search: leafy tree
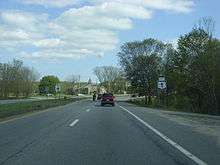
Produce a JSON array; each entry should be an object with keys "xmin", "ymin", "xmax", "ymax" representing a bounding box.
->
[
  {"xmin": 118, "ymin": 38, "xmax": 173, "ymax": 104},
  {"xmin": 39, "ymin": 76, "xmax": 60, "ymax": 94},
  {"xmin": 117, "ymin": 18, "xmax": 220, "ymax": 114},
  {"xmin": 165, "ymin": 28, "xmax": 220, "ymax": 114}
]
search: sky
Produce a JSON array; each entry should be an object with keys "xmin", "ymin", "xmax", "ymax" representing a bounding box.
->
[{"xmin": 0, "ymin": 0, "xmax": 219, "ymax": 82}]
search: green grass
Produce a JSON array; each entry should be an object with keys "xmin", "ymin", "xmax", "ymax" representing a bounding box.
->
[
  {"xmin": 0, "ymin": 98, "xmax": 83, "ymax": 120},
  {"xmin": 0, "ymin": 96, "xmax": 29, "ymax": 100},
  {"xmin": 127, "ymin": 98, "xmax": 182, "ymax": 112}
]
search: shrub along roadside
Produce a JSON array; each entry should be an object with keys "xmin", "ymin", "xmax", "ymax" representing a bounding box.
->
[{"xmin": 0, "ymin": 98, "xmax": 84, "ymax": 120}]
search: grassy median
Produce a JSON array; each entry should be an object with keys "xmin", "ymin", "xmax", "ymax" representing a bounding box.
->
[{"xmin": 0, "ymin": 98, "xmax": 83, "ymax": 120}]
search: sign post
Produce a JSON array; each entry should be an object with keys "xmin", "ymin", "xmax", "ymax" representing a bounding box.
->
[
  {"xmin": 158, "ymin": 76, "xmax": 166, "ymax": 90},
  {"xmin": 157, "ymin": 76, "xmax": 167, "ymax": 105},
  {"xmin": 55, "ymin": 84, "xmax": 61, "ymax": 99}
]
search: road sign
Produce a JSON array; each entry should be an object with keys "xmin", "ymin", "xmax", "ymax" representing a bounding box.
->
[
  {"xmin": 158, "ymin": 76, "xmax": 166, "ymax": 90},
  {"xmin": 159, "ymin": 76, "xmax": 165, "ymax": 82},
  {"xmin": 158, "ymin": 81, "xmax": 166, "ymax": 89},
  {"xmin": 55, "ymin": 85, "xmax": 61, "ymax": 93}
]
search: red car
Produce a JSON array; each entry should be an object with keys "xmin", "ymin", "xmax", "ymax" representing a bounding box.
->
[{"xmin": 101, "ymin": 93, "xmax": 115, "ymax": 106}]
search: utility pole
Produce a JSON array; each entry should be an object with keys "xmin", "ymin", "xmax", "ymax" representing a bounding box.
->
[{"xmin": 78, "ymin": 75, "xmax": 80, "ymax": 94}]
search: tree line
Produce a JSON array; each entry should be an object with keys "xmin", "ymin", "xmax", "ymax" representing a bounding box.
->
[
  {"xmin": 117, "ymin": 18, "xmax": 220, "ymax": 114},
  {"xmin": 0, "ymin": 59, "xmax": 38, "ymax": 98}
]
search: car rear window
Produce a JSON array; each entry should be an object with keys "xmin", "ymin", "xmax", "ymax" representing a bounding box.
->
[{"xmin": 103, "ymin": 93, "xmax": 113, "ymax": 97}]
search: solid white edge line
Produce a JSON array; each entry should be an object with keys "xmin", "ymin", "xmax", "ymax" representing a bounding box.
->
[
  {"xmin": 119, "ymin": 105, "xmax": 207, "ymax": 165},
  {"xmin": 69, "ymin": 119, "xmax": 79, "ymax": 127}
]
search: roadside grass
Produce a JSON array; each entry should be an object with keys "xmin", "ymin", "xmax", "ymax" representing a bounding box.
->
[
  {"xmin": 129, "ymin": 98, "xmax": 220, "ymax": 116},
  {"xmin": 0, "ymin": 96, "xmax": 29, "ymax": 100},
  {"xmin": 0, "ymin": 98, "xmax": 84, "ymax": 120},
  {"xmin": 127, "ymin": 98, "xmax": 186, "ymax": 112}
]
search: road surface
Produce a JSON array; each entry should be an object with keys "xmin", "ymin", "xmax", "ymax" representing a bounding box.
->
[{"xmin": 0, "ymin": 99, "xmax": 220, "ymax": 165}]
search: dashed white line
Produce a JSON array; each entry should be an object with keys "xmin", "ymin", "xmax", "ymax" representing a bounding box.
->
[
  {"xmin": 119, "ymin": 105, "xmax": 207, "ymax": 165},
  {"xmin": 86, "ymin": 109, "xmax": 91, "ymax": 112},
  {"xmin": 69, "ymin": 119, "xmax": 79, "ymax": 127}
]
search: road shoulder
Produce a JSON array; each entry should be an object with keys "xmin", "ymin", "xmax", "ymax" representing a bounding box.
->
[{"xmin": 118, "ymin": 102, "xmax": 220, "ymax": 165}]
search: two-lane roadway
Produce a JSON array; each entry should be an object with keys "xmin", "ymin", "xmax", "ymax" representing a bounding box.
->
[{"xmin": 0, "ymin": 99, "xmax": 220, "ymax": 165}]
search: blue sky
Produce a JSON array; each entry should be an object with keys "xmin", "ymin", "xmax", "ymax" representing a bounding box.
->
[{"xmin": 0, "ymin": 0, "xmax": 219, "ymax": 82}]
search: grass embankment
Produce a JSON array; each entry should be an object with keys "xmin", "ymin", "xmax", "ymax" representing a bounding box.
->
[
  {"xmin": 0, "ymin": 98, "xmax": 84, "ymax": 120},
  {"xmin": 127, "ymin": 98, "xmax": 185, "ymax": 112},
  {"xmin": 128, "ymin": 98, "xmax": 220, "ymax": 117},
  {"xmin": 0, "ymin": 96, "xmax": 29, "ymax": 100}
]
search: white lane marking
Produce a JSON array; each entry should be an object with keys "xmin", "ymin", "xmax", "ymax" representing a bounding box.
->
[
  {"xmin": 86, "ymin": 109, "xmax": 91, "ymax": 112},
  {"xmin": 69, "ymin": 119, "xmax": 79, "ymax": 127},
  {"xmin": 119, "ymin": 105, "xmax": 207, "ymax": 165}
]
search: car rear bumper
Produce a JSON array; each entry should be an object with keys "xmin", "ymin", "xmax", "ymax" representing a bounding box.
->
[{"xmin": 101, "ymin": 100, "xmax": 115, "ymax": 104}]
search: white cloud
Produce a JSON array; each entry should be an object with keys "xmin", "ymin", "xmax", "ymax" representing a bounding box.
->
[
  {"xmin": 0, "ymin": 11, "xmax": 48, "ymax": 39},
  {"xmin": 57, "ymin": 7, "xmax": 134, "ymax": 30},
  {"xmin": 89, "ymin": 0, "xmax": 194, "ymax": 13},
  {"xmin": 1, "ymin": 10, "xmax": 48, "ymax": 26},
  {"xmin": 0, "ymin": 0, "xmax": 195, "ymax": 60},
  {"xmin": 0, "ymin": 27, "xmax": 29, "ymax": 41},
  {"xmin": 33, "ymin": 39, "xmax": 64, "ymax": 48},
  {"xmin": 18, "ymin": 0, "xmax": 194, "ymax": 13},
  {"xmin": 19, "ymin": 0, "xmax": 77, "ymax": 8},
  {"xmin": 143, "ymin": 0, "xmax": 194, "ymax": 13}
]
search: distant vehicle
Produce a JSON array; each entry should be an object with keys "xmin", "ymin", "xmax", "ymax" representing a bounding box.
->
[
  {"xmin": 97, "ymin": 94, "xmax": 103, "ymax": 100},
  {"xmin": 46, "ymin": 94, "xmax": 53, "ymax": 97},
  {"xmin": 138, "ymin": 92, "xmax": 145, "ymax": 97},
  {"xmin": 131, "ymin": 93, "xmax": 137, "ymax": 97},
  {"xmin": 77, "ymin": 94, "xmax": 86, "ymax": 97},
  {"xmin": 101, "ymin": 93, "xmax": 115, "ymax": 106},
  {"xmin": 131, "ymin": 93, "xmax": 144, "ymax": 97}
]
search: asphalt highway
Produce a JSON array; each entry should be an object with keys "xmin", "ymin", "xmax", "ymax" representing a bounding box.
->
[{"xmin": 0, "ymin": 99, "xmax": 219, "ymax": 165}]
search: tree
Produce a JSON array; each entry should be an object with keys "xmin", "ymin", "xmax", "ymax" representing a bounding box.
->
[
  {"xmin": 116, "ymin": 18, "xmax": 219, "ymax": 114},
  {"xmin": 93, "ymin": 66, "xmax": 122, "ymax": 92},
  {"xmin": 118, "ymin": 38, "xmax": 173, "ymax": 104},
  {"xmin": 0, "ymin": 59, "xmax": 38, "ymax": 98},
  {"xmin": 111, "ymin": 76, "xmax": 127, "ymax": 94},
  {"xmin": 21, "ymin": 66, "xmax": 39, "ymax": 97},
  {"xmin": 165, "ymin": 26, "xmax": 220, "ymax": 114},
  {"xmin": 39, "ymin": 76, "xmax": 60, "ymax": 94},
  {"xmin": 0, "ymin": 63, "xmax": 11, "ymax": 98}
]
